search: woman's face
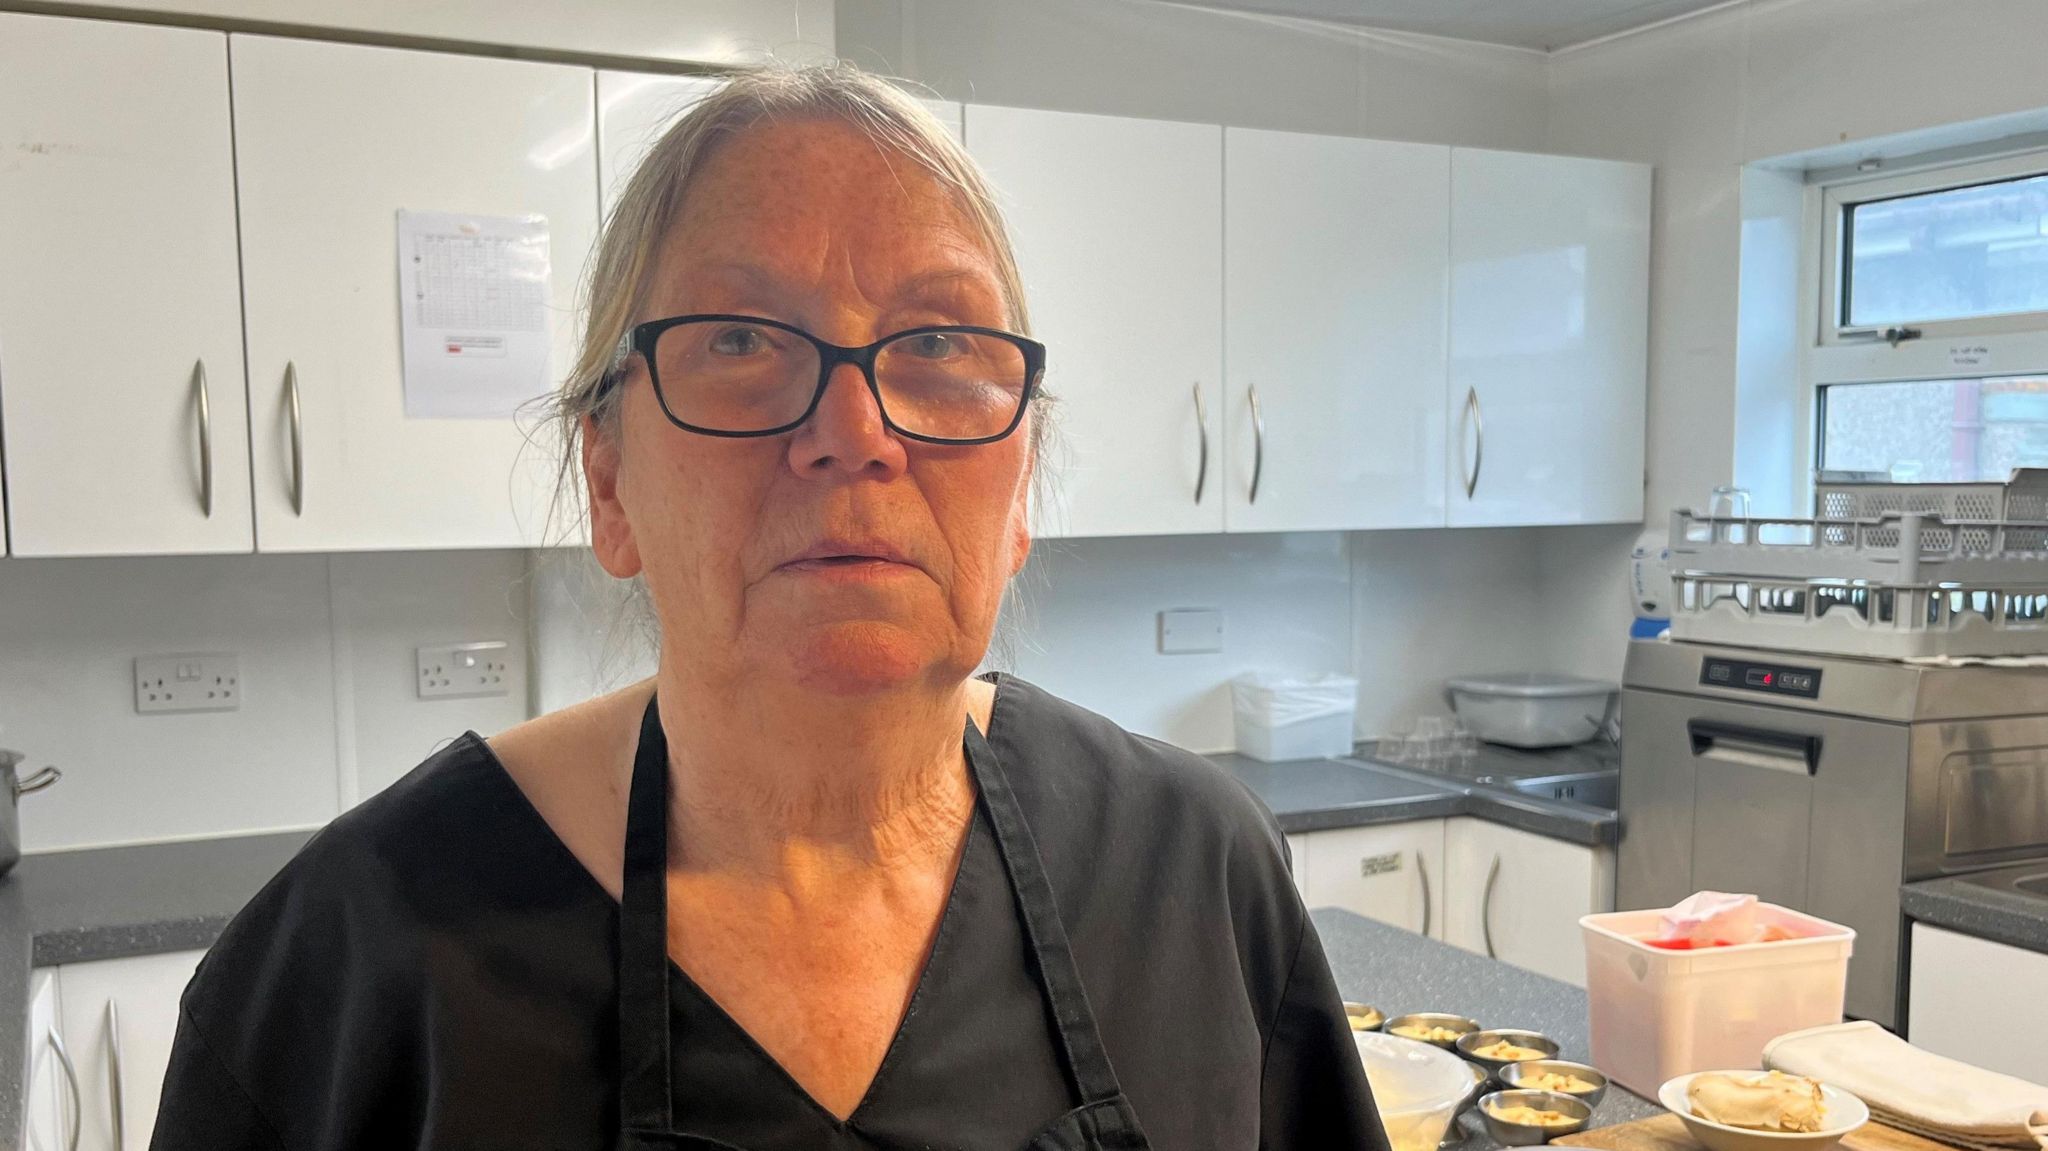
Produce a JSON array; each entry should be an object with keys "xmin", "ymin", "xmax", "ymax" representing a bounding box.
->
[{"xmin": 585, "ymin": 117, "xmax": 1034, "ymax": 698}]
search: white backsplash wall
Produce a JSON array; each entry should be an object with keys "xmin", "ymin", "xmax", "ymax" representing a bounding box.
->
[{"xmin": 0, "ymin": 550, "xmax": 530, "ymax": 852}]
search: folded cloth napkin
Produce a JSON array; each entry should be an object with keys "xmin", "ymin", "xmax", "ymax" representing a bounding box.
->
[{"xmin": 1764, "ymin": 1021, "xmax": 2048, "ymax": 1151}]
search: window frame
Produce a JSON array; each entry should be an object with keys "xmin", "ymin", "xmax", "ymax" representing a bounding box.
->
[{"xmin": 1819, "ymin": 149, "xmax": 2048, "ymax": 347}]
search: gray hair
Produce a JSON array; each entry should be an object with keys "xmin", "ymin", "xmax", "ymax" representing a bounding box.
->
[{"xmin": 532, "ymin": 61, "xmax": 1058, "ymax": 680}]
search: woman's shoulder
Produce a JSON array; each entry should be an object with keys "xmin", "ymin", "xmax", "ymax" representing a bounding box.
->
[{"xmin": 984, "ymin": 672, "xmax": 1286, "ymax": 850}]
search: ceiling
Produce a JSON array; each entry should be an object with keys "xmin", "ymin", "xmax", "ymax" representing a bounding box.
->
[{"xmin": 1164, "ymin": 0, "xmax": 1734, "ymax": 51}]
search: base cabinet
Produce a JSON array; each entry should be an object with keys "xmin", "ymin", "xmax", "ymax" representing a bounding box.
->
[
  {"xmin": 1907, "ymin": 923, "xmax": 2048, "ymax": 1084},
  {"xmin": 1294, "ymin": 821, "xmax": 1446, "ymax": 939},
  {"xmin": 24, "ymin": 949, "xmax": 207, "ymax": 1151},
  {"xmin": 1443, "ymin": 818, "xmax": 1613, "ymax": 986}
]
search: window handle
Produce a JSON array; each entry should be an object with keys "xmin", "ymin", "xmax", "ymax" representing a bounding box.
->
[
  {"xmin": 1191, "ymin": 382, "xmax": 1209, "ymax": 505},
  {"xmin": 1838, "ymin": 326, "xmax": 1923, "ymax": 346}
]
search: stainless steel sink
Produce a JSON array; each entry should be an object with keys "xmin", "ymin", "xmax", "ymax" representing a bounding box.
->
[
  {"xmin": 2016, "ymin": 874, "xmax": 2048, "ymax": 897},
  {"xmin": 1502, "ymin": 771, "xmax": 1617, "ymax": 810},
  {"xmin": 1957, "ymin": 865, "xmax": 2048, "ymax": 900}
]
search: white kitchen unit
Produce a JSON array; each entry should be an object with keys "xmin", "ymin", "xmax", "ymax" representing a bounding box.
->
[
  {"xmin": 1296, "ymin": 821, "xmax": 1446, "ymax": 938},
  {"xmin": 0, "ymin": 14, "xmax": 252, "ymax": 557},
  {"xmin": 1224, "ymin": 129, "xmax": 1451, "ymax": 532},
  {"xmin": 1446, "ymin": 148, "xmax": 1649, "ymax": 527},
  {"xmin": 231, "ymin": 36, "xmax": 598, "ymax": 551},
  {"xmin": 1442, "ymin": 818, "xmax": 1613, "ymax": 986},
  {"xmin": 24, "ymin": 969, "xmax": 65, "ymax": 1151},
  {"xmin": 50, "ymin": 949, "xmax": 207, "ymax": 1151},
  {"xmin": 967, "ymin": 105, "xmax": 1225, "ymax": 538},
  {"xmin": 1907, "ymin": 923, "xmax": 2048, "ymax": 1084}
]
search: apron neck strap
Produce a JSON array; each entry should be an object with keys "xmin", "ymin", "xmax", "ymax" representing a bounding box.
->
[
  {"xmin": 617, "ymin": 692, "xmax": 676, "ymax": 1132},
  {"xmin": 962, "ymin": 716, "xmax": 1127, "ymax": 1108}
]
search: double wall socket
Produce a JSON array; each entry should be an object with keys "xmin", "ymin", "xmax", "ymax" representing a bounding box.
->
[
  {"xmin": 417, "ymin": 640, "xmax": 512, "ymax": 700},
  {"xmin": 134, "ymin": 653, "xmax": 241, "ymax": 714},
  {"xmin": 1158, "ymin": 609, "xmax": 1225, "ymax": 654}
]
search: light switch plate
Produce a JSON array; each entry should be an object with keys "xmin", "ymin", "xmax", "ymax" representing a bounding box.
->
[
  {"xmin": 417, "ymin": 640, "xmax": 512, "ymax": 700},
  {"xmin": 135, "ymin": 653, "xmax": 240, "ymax": 714},
  {"xmin": 1158, "ymin": 608, "xmax": 1224, "ymax": 654}
]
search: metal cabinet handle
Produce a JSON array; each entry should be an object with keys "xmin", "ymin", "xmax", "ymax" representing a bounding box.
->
[
  {"xmin": 1482, "ymin": 854, "xmax": 1502, "ymax": 959},
  {"xmin": 1191, "ymin": 383, "xmax": 1209, "ymax": 505},
  {"xmin": 47, "ymin": 1027, "xmax": 80, "ymax": 1151},
  {"xmin": 284, "ymin": 361, "xmax": 304, "ymax": 516},
  {"xmin": 191, "ymin": 359, "xmax": 213, "ymax": 518},
  {"xmin": 1247, "ymin": 384, "xmax": 1265, "ymax": 505},
  {"xmin": 1463, "ymin": 387, "xmax": 1484, "ymax": 499},
  {"xmin": 1416, "ymin": 851, "xmax": 1432, "ymax": 938},
  {"xmin": 106, "ymin": 1001, "xmax": 124, "ymax": 1150}
]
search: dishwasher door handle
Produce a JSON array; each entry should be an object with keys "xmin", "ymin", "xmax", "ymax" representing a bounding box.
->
[{"xmin": 1687, "ymin": 719, "xmax": 1822, "ymax": 775}]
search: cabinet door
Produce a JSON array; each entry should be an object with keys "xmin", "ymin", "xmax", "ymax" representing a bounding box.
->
[
  {"xmin": 1225, "ymin": 129, "xmax": 1449, "ymax": 532},
  {"xmin": 232, "ymin": 36, "xmax": 597, "ymax": 551},
  {"xmin": 967, "ymin": 105, "xmax": 1224, "ymax": 538},
  {"xmin": 0, "ymin": 14, "xmax": 252, "ymax": 557},
  {"xmin": 1284, "ymin": 833, "xmax": 1311, "ymax": 903},
  {"xmin": 26, "ymin": 969, "xmax": 66, "ymax": 1151},
  {"xmin": 1298, "ymin": 821, "xmax": 1445, "ymax": 938},
  {"xmin": 1447, "ymin": 149, "xmax": 1648, "ymax": 527},
  {"xmin": 1907, "ymin": 923, "xmax": 2048, "ymax": 1083},
  {"xmin": 1444, "ymin": 817, "xmax": 1613, "ymax": 986},
  {"xmin": 57, "ymin": 949, "xmax": 207, "ymax": 1151}
]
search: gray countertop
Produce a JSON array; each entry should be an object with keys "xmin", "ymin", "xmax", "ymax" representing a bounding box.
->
[
  {"xmin": 1313, "ymin": 908, "xmax": 1662, "ymax": 1146},
  {"xmin": 1310, "ymin": 905, "xmax": 1662, "ymax": 1138},
  {"xmin": 1211, "ymin": 746, "xmax": 1620, "ymax": 847},
  {"xmin": 1901, "ymin": 861, "xmax": 2048, "ymax": 956}
]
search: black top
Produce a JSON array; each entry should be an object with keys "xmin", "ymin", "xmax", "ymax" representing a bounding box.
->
[{"xmin": 151, "ymin": 673, "xmax": 1388, "ymax": 1150}]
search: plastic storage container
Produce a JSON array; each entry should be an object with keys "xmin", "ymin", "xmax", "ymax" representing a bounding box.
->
[
  {"xmin": 1578, "ymin": 904, "xmax": 1855, "ymax": 1098},
  {"xmin": 1444, "ymin": 673, "xmax": 1617, "ymax": 748},
  {"xmin": 1355, "ymin": 1030, "xmax": 1476, "ymax": 1151},
  {"xmin": 1230, "ymin": 672, "xmax": 1358, "ymax": 762}
]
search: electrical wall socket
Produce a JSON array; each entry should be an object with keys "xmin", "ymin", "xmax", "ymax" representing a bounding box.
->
[
  {"xmin": 135, "ymin": 653, "xmax": 241, "ymax": 714},
  {"xmin": 1158, "ymin": 608, "xmax": 1224, "ymax": 654},
  {"xmin": 417, "ymin": 640, "xmax": 512, "ymax": 700}
]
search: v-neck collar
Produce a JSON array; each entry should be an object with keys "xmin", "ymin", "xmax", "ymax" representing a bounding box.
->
[{"xmin": 460, "ymin": 671, "xmax": 1015, "ymax": 1130}]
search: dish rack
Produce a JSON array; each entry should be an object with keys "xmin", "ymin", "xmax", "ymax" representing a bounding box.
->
[{"xmin": 1667, "ymin": 470, "xmax": 2048, "ymax": 659}]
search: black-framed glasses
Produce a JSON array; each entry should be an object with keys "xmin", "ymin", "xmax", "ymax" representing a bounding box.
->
[{"xmin": 603, "ymin": 313, "xmax": 1046, "ymax": 445}]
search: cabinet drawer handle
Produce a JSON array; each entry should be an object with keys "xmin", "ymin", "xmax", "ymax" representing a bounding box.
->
[
  {"xmin": 1416, "ymin": 851, "xmax": 1432, "ymax": 938},
  {"xmin": 1482, "ymin": 853, "xmax": 1501, "ymax": 959},
  {"xmin": 1191, "ymin": 382, "xmax": 1209, "ymax": 505},
  {"xmin": 107, "ymin": 1001, "xmax": 125, "ymax": 1150},
  {"xmin": 191, "ymin": 359, "xmax": 213, "ymax": 518},
  {"xmin": 284, "ymin": 361, "xmax": 304, "ymax": 516},
  {"xmin": 47, "ymin": 1026, "xmax": 80, "ymax": 1151},
  {"xmin": 1463, "ymin": 387, "xmax": 1484, "ymax": 499},
  {"xmin": 1247, "ymin": 383, "xmax": 1265, "ymax": 505}
]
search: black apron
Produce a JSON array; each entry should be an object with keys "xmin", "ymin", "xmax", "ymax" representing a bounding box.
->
[{"xmin": 613, "ymin": 693, "xmax": 1153, "ymax": 1151}]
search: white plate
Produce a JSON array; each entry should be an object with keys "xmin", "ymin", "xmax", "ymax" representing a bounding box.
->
[{"xmin": 1658, "ymin": 1072, "xmax": 1870, "ymax": 1151}]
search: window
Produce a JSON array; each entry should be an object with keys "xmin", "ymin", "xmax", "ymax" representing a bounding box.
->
[
  {"xmin": 1807, "ymin": 148, "xmax": 2048, "ymax": 495},
  {"xmin": 1820, "ymin": 375, "xmax": 2048, "ymax": 482}
]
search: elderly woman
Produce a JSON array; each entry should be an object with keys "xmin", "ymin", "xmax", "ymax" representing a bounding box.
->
[{"xmin": 151, "ymin": 64, "xmax": 1386, "ymax": 1151}]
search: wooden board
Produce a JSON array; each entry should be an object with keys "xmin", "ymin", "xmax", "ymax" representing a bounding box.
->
[{"xmin": 1556, "ymin": 1113, "xmax": 1961, "ymax": 1151}]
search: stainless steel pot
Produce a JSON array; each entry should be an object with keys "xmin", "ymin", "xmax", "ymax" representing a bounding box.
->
[{"xmin": 0, "ymin": 748, "xmax": 60, "ymax": 877}]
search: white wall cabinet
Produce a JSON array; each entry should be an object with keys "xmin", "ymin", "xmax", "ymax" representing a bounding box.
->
[
  {"xmin": 0, "ymin": 14, "xmax": 253, "ymax": 557},
  {"xmin": 1442, "ymin": 817, "xmax": 1613, "ymax": 986},
  {"xmin": 1224, "ymin": 129, "xmax": 1450, "ymax": 532},
  {"xmin": 967, "ymin": 105, "xmax": 1225, "ymax": 538},
  {"xmin": 1447, "ymin": 148, "xmax": 1649, "ymax": 527},
  {"xmin": 1907, "ymin": 923, "xmax": 2048, "ymax": 1084},
  {"xmin": 231, "ymin": 35, "xmax": 598, "ymax": 552},
  {"xmin": 54, "ymin": 949, "xmax": 207, "ymax": 1151},
  {"xmin": 598, "ymin": 72, "xmax": 724, "ymax": 216},
  {"xmin": 1296, "ymin": 821, "xmax": 1446, "ymax": 938}
]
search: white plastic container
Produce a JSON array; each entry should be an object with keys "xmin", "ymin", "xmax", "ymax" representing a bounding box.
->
[
  {"xmin": 1355, "ymin": 1030, "xmax": 1476, "ymax": 1151},
  {"xmin": 1230, "ymin": 672, "xmax": 1358, "ymax": 762},
  {"xmin": 1579, "ymin": 905, "xmax": 1856, "ymax": 1099},
  {"xmin": 1444, "ymin": 673, "xmax": 1617, "ymax": 748}
]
